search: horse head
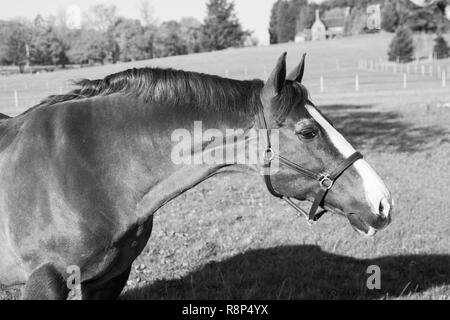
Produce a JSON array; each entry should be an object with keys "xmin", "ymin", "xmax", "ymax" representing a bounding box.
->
[{"xmin": 258, "ymin": 53, "xmax": 393, "ymax": 236}]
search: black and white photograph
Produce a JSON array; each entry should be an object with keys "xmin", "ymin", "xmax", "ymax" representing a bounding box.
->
[{"xmin": 0, "ymin": 0, "xmax": 449, "ymax": 304}]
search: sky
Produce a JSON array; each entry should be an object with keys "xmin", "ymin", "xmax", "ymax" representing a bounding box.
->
[{"xmin": 0, "ymin": 0, "xmax": 289, "ymax": 45}]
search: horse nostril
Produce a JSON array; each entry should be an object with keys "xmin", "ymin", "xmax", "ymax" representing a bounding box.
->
[{"xmin": 378, "ymin": 198, "xmax": 391, "ymax": 218}]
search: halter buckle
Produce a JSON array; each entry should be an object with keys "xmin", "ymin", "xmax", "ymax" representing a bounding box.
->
[
  {"xmin": 263, "ymin": 147, "xmax": 275, "ymax": 163},
  {"xmin": 319, "ymin": 175, "xmax": 333, "ymax": 190}
]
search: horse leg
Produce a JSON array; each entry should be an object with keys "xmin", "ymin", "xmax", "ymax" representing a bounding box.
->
[
  {"xmin": 22, "ymin": 263, "xmax": 69, "ymax": 300},
  {"xmin": 81, "ymin": 266, "xmax": 131, "ymax": 300},
  {"xmin": 81, "ymin": 217, "xmax": 154, "ymax": 300}
]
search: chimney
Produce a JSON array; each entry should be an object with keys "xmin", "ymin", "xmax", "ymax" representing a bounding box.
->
[
  {"xmin": 345, "ymin": 6, "xmax": 350, "ymax": 17},
  {"xmin": 315, "ymin": 9, "xmax": 320, "ymax": 21}
]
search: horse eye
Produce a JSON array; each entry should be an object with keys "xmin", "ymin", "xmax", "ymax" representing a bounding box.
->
[{"xmin": 297, "ymin": 127, "xmax": 318, "ymax": 140}]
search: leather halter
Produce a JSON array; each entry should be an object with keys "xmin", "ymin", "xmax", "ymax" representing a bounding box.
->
[{"xmin": 256, "ymin": 103, "xmax": 363, "ymax": 224}]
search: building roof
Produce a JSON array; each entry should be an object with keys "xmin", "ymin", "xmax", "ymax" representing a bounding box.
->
[{"xmin": 322, "ymin": 17, "xmax": 345, "ymax": 28}]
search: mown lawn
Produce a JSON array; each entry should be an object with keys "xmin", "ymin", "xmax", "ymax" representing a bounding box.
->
[{"xmin": 1, "ymin": 32, "xmax": 449, "ymax": 299}]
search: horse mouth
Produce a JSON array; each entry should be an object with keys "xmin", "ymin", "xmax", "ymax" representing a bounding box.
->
[{"xmin": 347, "ymin": 213, "xmax": 377, "ymax": 237}]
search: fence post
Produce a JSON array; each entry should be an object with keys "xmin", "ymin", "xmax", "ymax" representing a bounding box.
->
[
  {"xmin": 403, "ymin": 73, "xmax": 407, "ymax": 89},
  {"xmin": 443, "ymin": 71, "xmax": 447, "ymax": 88},
  {"xmin": 421, "ymin": 65, "xmax": 425, "ymax": 76},
  {"xmin": 14, "ymin": 90, "xmax": 19, "ymax": 107},
  {"xmin": 355, "ymin": 74, "xmax": 359, "ymax": 92}
]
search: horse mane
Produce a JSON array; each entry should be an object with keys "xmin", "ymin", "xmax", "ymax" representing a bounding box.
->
[{"xmin": 39, "ymin": 67, "xmax": 265, "ymax": 116}]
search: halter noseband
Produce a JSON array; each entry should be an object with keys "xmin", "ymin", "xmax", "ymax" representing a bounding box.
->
[{"xmin": 257, "ymin": 102, "xmax": 363, "ymax": 224}]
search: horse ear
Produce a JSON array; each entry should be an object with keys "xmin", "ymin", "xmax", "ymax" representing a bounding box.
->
[
  {"xmin": 286, "ymin": 53, "xmax": 306, "ymax": 83},
  {"xmin": 263, "ymin": 52, "xmax": 287, "ymax": 97}
]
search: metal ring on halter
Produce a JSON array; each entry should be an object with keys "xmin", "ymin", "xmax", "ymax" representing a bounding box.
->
[
  {"xmin": 319, "ymin": 175, "xmax": 333, "ymax": 190},
  {"xmin": 263, "ymin": 147, "xmax": 275, "ymax": 162}
]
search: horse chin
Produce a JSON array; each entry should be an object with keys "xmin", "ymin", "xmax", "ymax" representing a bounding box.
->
[{"xmin": 347, "ymin": 213, "xmax": 377, "ymax": 237}]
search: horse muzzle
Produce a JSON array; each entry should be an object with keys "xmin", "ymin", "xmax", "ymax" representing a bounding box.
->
[{"xmin": 347, "ymin": 197, "xmax": 393, "ymax": 237}]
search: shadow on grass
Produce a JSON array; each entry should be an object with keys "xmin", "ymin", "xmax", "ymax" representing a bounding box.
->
[
  {"xmin": 123, "ymin": 245, "xmax": 449, "ymax": 299},
  {"xmin": 318, "ymin": 104, "xmax": 448, "ymax": 153}
]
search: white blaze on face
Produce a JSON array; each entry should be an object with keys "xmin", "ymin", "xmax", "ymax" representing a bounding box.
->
[{"xmin": 305, "ymin": 105, "xmax": 391, "ymax": 217}]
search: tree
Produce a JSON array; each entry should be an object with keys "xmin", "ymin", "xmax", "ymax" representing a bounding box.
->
[
  {"xmin": 67, "ymin": 29, "xmax": 114, "ymax": 65},
  {"xmin": 201, "ymin": 0, "xmax": 249, "ymax": 51},
  {"xmin": 298, "ymin": 4, "xmax": 318, "ymax": 33},
  {"xmin": 1, "ymin": 21, "xmax": 32, "ymax": 72},
  {"xmin": 433, "ymin": 35, "xmax": 450, "ymax": 59},
  {"xmin": 154, "ymin": 21, "xmax": 187, "ymax": 57},
  {"xmin": 347, "ymin": 7, "xmax": 369, "ymax": 35},
  {"xmin": 48, "ymin": 36, "xmax": 69, "ymax": 67},
  {"xmin": 179, "ymin": 17, "xmax": 202, "ymax": 54},
  {"xmin": 276, "ymin": 0, "xmax": 298, "ymax": 43},
  {"xmin": 381, "ymin": 0, "xmax": 399, "ymax": 32},
  {"xmin": 269, "ymin": 0, "xmax": 282, "ymax": 44},
  {"xmin": 29, "ymin": 16, "xmax": 69, "ymax": 67},
  {"xmin": 139, "ymin": 0, "xmax": 157, "ymax": 26},
  {"xmin": 388, "ymin": 26, "xmax": 415, "ymax": 63},
  {"xmin": 406, "ymin": 5, "xmax": 439, "ymax": 32},
  {"xmin": 110, "ymin": 18, "xmax": 147, "ymax": 62},
  {"xmin": 268, "ymin": 0, "xmax": 316, "ymax": 44},
  {"xmin": 83, "ymin": 4, "xmax": 117, "ymax": 32},
  {"xmin": 142, "ymin": 24, "xmax": 157, "ymax": 59}
]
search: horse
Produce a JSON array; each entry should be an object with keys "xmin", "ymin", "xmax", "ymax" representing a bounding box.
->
[{"xmin": 0, "ymin": 53, "xmax": 393, "ymax": 300}]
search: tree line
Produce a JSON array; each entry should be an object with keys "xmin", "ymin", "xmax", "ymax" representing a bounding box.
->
[
  {"xmin": 269, "ymin": 0, "xmax": 450, "ymax": 44},
  {"xmin": 0, "ymin": 0, "xmax": 252, "ymax": 73}
]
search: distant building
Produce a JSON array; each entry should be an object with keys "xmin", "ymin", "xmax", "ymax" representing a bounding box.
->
[
  {"xmin": 295, "ymin": 31, "xmax": 307, "ymax": 42},
  {"xmin": 323, "ymin": 16, "xmax": 346, "ymax": 38},
  {"xmin": 311, "ymin": 10, "xmax": 327, "ymax": 41},
  {"xmin": 297, "ymin": 4, "xmax": 383, "ymax": 43},
  {"xmin": 366, "ymin": 4, "xmax": 382, "ymax": 30},
  {"xmin": 296, "ymin": 29, "xmax": 312, "ymax": 42},
  {"xmin": 309, "ymin": 9, "xmax": 348, "ymax": 41}
]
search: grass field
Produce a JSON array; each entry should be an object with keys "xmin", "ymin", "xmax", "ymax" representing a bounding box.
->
[{"xmin": 1, "ymin": 32, "xmax": 449, "ymax": 300}]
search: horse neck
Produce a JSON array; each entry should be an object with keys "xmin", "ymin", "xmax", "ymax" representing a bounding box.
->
[{"xmin": 126, "ymin": 84, "xmax": 264, "ymax": 217}]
